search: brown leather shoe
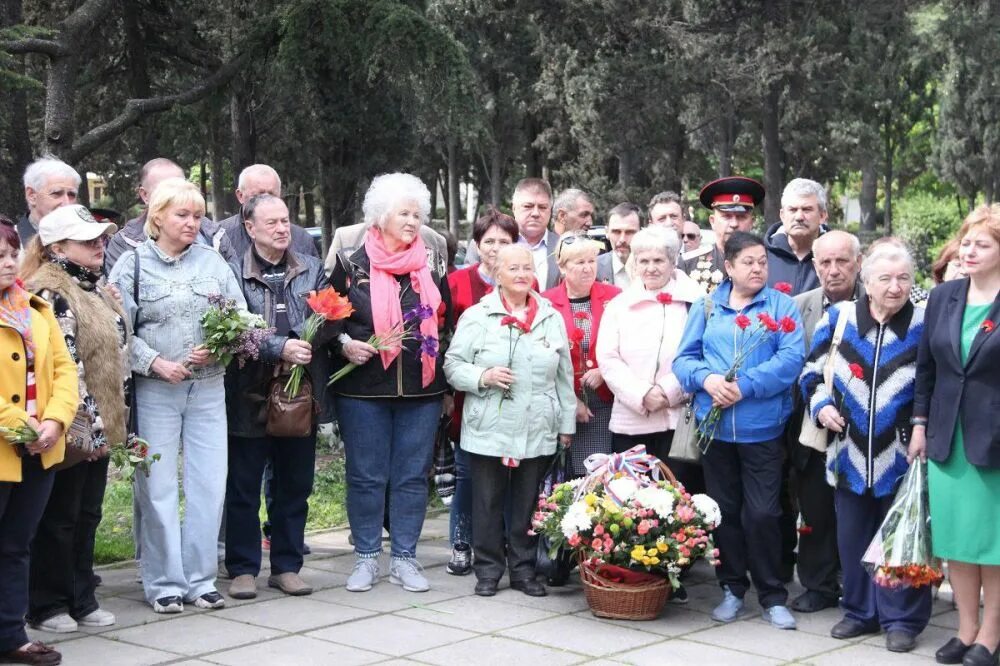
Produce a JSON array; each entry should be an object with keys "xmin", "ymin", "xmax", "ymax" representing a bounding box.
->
[
  {"xmin": 267, "ymin": 572, "xmax": 313, "ymax": 596},
  {"xmin": 228, "ymin": 574, "xmax": 257, "ymax": 600},
  {"xmin": 1, "ymin": 642, "xmax": 62, "ymax": 665}
]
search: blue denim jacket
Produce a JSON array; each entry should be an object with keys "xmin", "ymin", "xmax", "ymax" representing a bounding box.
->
[{"xmin": 109, "ymin": 239, "xmax": 246, "ymax": 379}]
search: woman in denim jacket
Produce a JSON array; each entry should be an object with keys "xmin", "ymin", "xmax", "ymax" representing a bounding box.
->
[{"xmin": 110, "ymin": 178, "xmax": 246, "ymax": 614}]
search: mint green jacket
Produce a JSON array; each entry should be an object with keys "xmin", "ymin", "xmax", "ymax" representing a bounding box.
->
[{"xmin": 444, "ymin": 290, "xmax": 576, "ymax": 460}]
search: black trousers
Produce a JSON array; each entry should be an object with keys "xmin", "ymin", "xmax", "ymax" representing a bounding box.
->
[
  {"xmin": 703, "ymin": 437, "xmax": 788, "ymax": 608},
  {"xmin": 28, "ymin": 457, "xmax": 109, "ymax": 623},
  {"xmin": 0, "ymin": 456, "xmax": 55, "ymax": 651},
  {"xmin": 469, "ymin": 452, "xmax": 549, "ymax": 582},
  {"xmin": 793, "ymin": 448, "xmax": 840, "ymax": 598},
  {"xmin": 611, "ymin": 430, "xmax": 706, "ymax": 495},
  {"xmin": 225, "ymin": 433, "xmax": 315, "ymax": 576}
]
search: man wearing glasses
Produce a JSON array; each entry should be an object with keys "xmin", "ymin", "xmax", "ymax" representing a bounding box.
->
[
  {"xmin": 681, "ymin": 176, "xmax": 765, "ymax": 294},
  {"xmin": 681, "ymin": 221, "xmax": 702, "ymax": 253}
]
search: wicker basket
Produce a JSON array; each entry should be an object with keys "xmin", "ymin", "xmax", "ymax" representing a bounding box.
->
[{"xmin": 579, "ymin": 559, "xmax": 671, "ymax": 620}]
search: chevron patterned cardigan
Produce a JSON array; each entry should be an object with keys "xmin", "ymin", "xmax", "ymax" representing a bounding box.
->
[{"xmin": 799, "ymin": 296, "xmax": 925, "ymax": 497}]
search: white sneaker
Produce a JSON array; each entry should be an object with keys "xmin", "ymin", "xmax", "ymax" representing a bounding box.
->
[
  {"xmin": 77, "ymin": 608, "xmax": 116, "ymax": 627},
  {"xmin": 346, "ymin": 557, "xmax": 380, "ymax": 592},
  {"xmin": 33, "ymin": 613, "xmax": 78, "ymax": 633},
  {"xmin": 389, "ymin": 557, "xmax": 430, "ymax": 592}
]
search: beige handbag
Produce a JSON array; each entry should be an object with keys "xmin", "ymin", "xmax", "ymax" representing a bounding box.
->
[{"xmin": 799, "ymin": 308, "xmax": 850, "ymax": 452}]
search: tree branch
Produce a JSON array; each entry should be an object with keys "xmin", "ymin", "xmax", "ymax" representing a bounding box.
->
[
  {"xmin": 68, "ymin": 51, "xmax": 251, "ymax": 162},
  {"xmin": 0, "ymin": 37, "xmax": 66, "ymax": 56},
  {"xmin": 60, "ymin": 0, "xmax": 116, "ymax": 42}
]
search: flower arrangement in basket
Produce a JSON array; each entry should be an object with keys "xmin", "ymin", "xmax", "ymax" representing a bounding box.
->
[{"xmin": 532, "ymin": 445, "xmax": 721, "ymax": 620}]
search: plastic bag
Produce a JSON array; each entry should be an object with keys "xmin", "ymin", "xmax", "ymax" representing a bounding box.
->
[{"xmin": 861, "ymin": 460, "xmax": 944, "ymax": 589}]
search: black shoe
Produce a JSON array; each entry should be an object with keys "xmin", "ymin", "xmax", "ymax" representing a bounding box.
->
[
  {"xmin": 936, "ymin": 637, "xmax": 972, "ymax": 664},
  {"xmin": 302, "ymin": 543, "xmax": 311, "ymax": 555},
  {"xmin": 790, "ymin": 590, "xmax": 839, "ymax": 613},
  {"xmin": 474, "ymin": 579, "xmax": 498, "ymax": 597},
  {"xmin": 510, "ymin": 578, "xmax": 547, "ymax": 597},
  {"xmin": 887, "ymin": 630, "xmax": 917, "ymax": 653},
  {"xmin": 92, "ymin": 574, "xmax": 102, "ymax": 587},
  {"xmin": 670, "ymin": 584, "xmax": 689, "ymax": 604},
  {"xmin": 447, "ymin": 544, "xmax": 472, "ymax": 576},
  {"xmin": 153, "ymin": 596, "xmax": 184, "ymax": 614},
  {"xmin": 830, "ymin": 617, "xmax": 880, "ymax": 640},
  {"xmin": 963, "ymin": 644, "xmax": 999, "ymax": 666}
]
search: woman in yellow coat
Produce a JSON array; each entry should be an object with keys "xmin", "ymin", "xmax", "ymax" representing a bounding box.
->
[{"xmin": 0, "ymin": 215, "xmax": 78, "ymax": 666}]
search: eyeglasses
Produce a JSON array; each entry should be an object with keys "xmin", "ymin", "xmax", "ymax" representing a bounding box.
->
[
  {"xmin": 556, "ymin": 233, "xmax": 583, "ymax": 261},
  {"xmin": 682, "ymin": 233, "xmax": 700, "ymax": 241}
]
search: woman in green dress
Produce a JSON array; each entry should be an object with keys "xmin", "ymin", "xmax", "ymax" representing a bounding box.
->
[{"xmin": 910, "ymin": 204, "xmax": 1000, "ymax": 666}]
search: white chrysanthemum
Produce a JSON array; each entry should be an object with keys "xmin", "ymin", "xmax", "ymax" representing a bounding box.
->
[
  {"xmin": 633, "ymin": 486, "xmax": 675, "ymax": 519},
  {"xmin": 560, "ymin": 501, "xmax": 593, "ymax": 538},
  {"xmin": 607, "ymin": 477, "xmax": 638, "ymax": 502},
  {"xmin": 692, "ymin": 494, "xmax": 722, "ymax": 528}
]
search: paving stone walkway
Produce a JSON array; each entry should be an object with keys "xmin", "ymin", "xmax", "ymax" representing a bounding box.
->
[{"xmin": 31, "ymin": 514, "xmax": 956, "ymax": 665}]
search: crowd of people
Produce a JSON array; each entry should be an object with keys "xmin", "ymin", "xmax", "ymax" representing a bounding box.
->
[{"xmin": 0, "ymin": 155, "xmax": 996, "ymax": 666}]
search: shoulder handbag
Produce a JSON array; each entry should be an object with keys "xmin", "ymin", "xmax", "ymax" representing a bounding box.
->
[
  {"xmin": 265, "ymin": 365, "xmax": 318, "ymax": 438},
  {"xmin": 670, "ymin": 297, "xmax": 713, "ymax": 463},
  {"xmin": 798, "ymin": 305, "xmax": 850, "ymax": 452}
]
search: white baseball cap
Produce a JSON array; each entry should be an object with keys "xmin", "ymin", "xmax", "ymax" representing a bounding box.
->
[{"xmin": 38, "ymin": 205, "xmax": 117, "ymax": 246}]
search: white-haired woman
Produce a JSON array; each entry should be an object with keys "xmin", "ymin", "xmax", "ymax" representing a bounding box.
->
[
  {"xmin": 800, "ymin": 240, "xmax": 931, "ymax": 653},
  {"xmin": 110, "ymin": 178, "xmax": 245, "ymax": 614},
  {"xmin": 329, "ymin": 173, "xmax": 452, "ymax": 594}
]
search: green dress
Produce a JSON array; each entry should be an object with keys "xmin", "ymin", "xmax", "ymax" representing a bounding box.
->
[{"xmin": 928, "ymin": 302, "xmax": 1000, "ymax": 564}]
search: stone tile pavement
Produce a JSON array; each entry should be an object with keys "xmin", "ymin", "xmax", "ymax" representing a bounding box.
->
[{"xmin": 30, "ymin": 514, "xmax": 957, "ymax": 665}]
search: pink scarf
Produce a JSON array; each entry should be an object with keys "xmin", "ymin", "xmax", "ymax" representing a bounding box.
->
[{"xmin": 365, "ymin": 226, "xmax": 442, "ymax": 387}]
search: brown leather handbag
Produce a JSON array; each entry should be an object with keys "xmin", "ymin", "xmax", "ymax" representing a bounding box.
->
[{"xmin": 264, "ymin": 369, "xmax": 318, "ymax": 438}]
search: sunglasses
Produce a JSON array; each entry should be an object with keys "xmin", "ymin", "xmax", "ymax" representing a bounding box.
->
[
  {"xmin": 682, "ymin": 233, "xmax": 700, "ymax": 241},
  {"xmin": 556, "ymin": 233, "xmax": 584, "ymax": 260}
]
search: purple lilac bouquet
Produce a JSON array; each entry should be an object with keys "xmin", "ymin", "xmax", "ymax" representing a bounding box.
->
[
  {"xmin": 200, "ymin": 294, "xmax": 275, "ymax": 368},
  {"xmin": 328, "ymin": 303, "xmax": 438, "ymax": 384}
]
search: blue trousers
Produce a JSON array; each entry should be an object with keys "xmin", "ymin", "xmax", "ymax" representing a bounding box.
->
[
  {"xmin": 336, "ymin": 396, "xmax": 442, "ymax": 558},
  {"xmin": 835, "ymin": 488, "xmax": 932, "ymax": 634},
  {"xmin": 449, "ymin": 445, "xmax": 473, "ymax": 546}
]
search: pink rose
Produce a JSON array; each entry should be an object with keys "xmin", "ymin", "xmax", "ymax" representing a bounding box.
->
[{"xmin": 594, "ymin": 524, "xmax": 605, "ymax": 536}]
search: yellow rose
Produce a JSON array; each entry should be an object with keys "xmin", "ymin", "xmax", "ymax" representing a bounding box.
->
[{"xmin": 657, "ymin": 542, "xmax": 668, "ymax": 552}]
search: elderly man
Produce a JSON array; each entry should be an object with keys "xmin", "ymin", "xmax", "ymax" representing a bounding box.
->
[
  {"xmin": 765, "ymin": 178, "xmax": 829, "ymax": 295},
  {"xmin": 647, "ymin": 191, "xmax": 685, "ymax": 232},
  {"xmin": 224, "ymin": 194, "xmax": 326, "ymax": 601},
  {"xmin": 104, "ymin": 158, "xmax": 236, "ymax": 273},
  {"xmin": 597, "ymin": 202, "xmax": 640, "ymax": 288},
  {"xmin": 682, "ymin": 221, "xmax": 702, "ymax": 253},
  {"xmin": 681, "ymin": 176, "xmax": 764, "ymax": 294},
  {"xmin": 220, "ymin": 164, "xmax": 317, "ymax": 261},
  {"xmin": 552, "ymin": 188, "xmax": 595, "ymax": 234},
  {"xmin": 787, "ymin": 230, "xmax": 864, "ymax": 614},
  {"xmin": 18, "ymin": 156, "xmax": 80, "ymax": 242},
  {"xmin": 463, "ymin": 178, "xmax": 561, "ymax": 289}
]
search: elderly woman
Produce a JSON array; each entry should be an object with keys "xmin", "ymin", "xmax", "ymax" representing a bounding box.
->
[
  {"xmin": 445, "ymin": 244, "xmax": 575, "ymax": 598},
  {"xmin": 542, "ymin": 232, "xmax": 620, "ymax": 476},
  {"xmin": 329, "ymin": 173, "xmax": 452, "ymax": 594},
  {"xmin": 673, "ymin": 231, "xmax": 805, "ymax": 630},
  {"xmin": 109, "ymin": 178, "xmax": 245, "ymax": 614},
  {"xmin": 800, "ymin": 241, "xmax": 930, "ymax": 654},
  {"xmin": 910, "ymin": 205, "xmax": 1000, "ymax": 666},
  {"xmin": 16, "ymin": 207, "xmax": 127, "ymax": 635},
  {"xmin": 443, "ymin": 208, "xmax": 520, "ymax": 576},
  {"xmin": 0, "ymin": 215, "xmax": 78, "ymax": 666}
]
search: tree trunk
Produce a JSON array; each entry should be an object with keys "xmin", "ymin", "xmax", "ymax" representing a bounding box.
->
[
  {"xmin": 199, "ymin": 158, "xmax": 207, "ymax": 198},
  {"xmin": 210, "ymin": 118, "xmax": 227, "ymax": 220},
  {"xmin": 439, "ymin": 168, "xmax": 450, "ymax": 226},
  {"xmin": 761, "ymin": 81, "xmax": 784, "ymax": 226},
  {"xmin": 429, "ymin": 172, "xmax": 438, "ymax": 220},
  {"xmin": 230, "ymin": 83, "xmax": 254, "ymax": 177},
  {"xmin": 44, "ymin": 55, "xmax": 79, "ymax": 158},
  {"xmin": 860, "ymin": 159, "xmax": 878, "ymax": 232},
  {"xmin": 0, "ymin": 0, "xmax": 32, "ymax": 216},
  {"xmin": 524, "ymin": 115, "xmax": 542, "ymax": 178},
  {"xmin": 618, "ymin": 149, "xmax": 635, "ymax": 189},
  {"xmin": 490, "ymin": 144, "xmax": 503, "ymax": 206},
  {"xmin": 883, "ymin": 123, "xmax": 894, "ymax": 234},
  {"xmin": 121, "ymin": 0, "xmax": 156, "ymax": 162},
  {"xmin": 304, "ymin": 187, "xmax": 315, "ymax": 227},
  {"xmin": 446, "ymin": 140, "xmax": 461, "ymax": 237},
  {"xmin": 286, "ymin": 182, "xmax": 300, "ymax": 223},
  {"xmin": 718, "ymin": 108, "xmax": 735, "ymax": 178}
]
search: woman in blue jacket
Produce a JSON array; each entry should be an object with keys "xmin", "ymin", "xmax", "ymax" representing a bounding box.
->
[{"xmin": 673, "ymin": 231, "xmax": 805, "ymax": 631}]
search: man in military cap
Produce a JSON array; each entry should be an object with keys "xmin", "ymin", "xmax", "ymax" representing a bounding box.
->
[{"xmin": 680, "ymin": 176, "xmax": 765, "ymax": 294}]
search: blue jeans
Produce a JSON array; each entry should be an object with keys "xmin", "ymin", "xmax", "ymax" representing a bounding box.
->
[
  {"xmin": 336, "ymin": 396, "xmax": 442, "ymax": 558},
  {"xmin": 134, "ymin": 375, "xmax": 227, "ymax": 604},
  {"xmin": 449, "ymin": 445, "xmax": 473, "ymax": 546}
]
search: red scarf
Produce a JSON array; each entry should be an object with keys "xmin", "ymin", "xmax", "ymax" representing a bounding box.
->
[
  {"xmin": 364, "ymin": 226, "xmax": 442, "ymax": 387},
  {"xmin": 499, "ymin": 291, "xmax": 538, "ymax": 329}
]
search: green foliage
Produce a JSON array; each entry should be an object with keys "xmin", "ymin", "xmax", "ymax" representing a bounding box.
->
[{"xmin": 893, "ymin": 191, "xmax": 964, "ymax": 278}]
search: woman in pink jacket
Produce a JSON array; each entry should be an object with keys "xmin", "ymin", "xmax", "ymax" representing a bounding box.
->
[{"xmin": 597, "ymin": 226, "xmax": 704, "ymax": 462}]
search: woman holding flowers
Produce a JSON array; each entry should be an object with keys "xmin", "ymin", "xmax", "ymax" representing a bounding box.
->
[
  {"xmin": 329, "ymin": 173, "xmax": 452, "ymax": 594},
  {"xmin": 542, "ymin": 231, "xmax": 620, "ymax": 477},
  {"xmin": 800, "ymin": 241, "xmax": 930, "ymax": 654},
  {"xmin": 445, "ymin": 244, "xmax": 575, "ymax": 598},
  {"xmin": 223, "ymin": 194, "xmax": 332, "ymax": 600},
  {"xmin": 673, "ymin": 231, "xmax": 804, "ymax": 630},
  {"xmin": 0, "ymin": 214, "xmax": 78, "ymax": 666},
  {"xmin": 17, "ymin": 206, "xmax": 127, "ymax": 635},
  {"xmin": 910, "ymin": 204, "xmax": 1000, "ymax": 666},
  {"xmin": 110, "ymin": 178, "xmax": 246, "ymax": 614}
]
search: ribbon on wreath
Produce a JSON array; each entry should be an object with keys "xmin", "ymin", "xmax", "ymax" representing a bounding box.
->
[{"xmin": 577, "ymin": 445, "xmax": 663, "ymax": 506}]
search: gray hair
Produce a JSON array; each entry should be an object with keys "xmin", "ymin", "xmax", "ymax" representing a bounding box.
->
[
  {"xmin": 362, "ymin": 173, "xmax": 432, "ymax": 228},
  {"xmin": 630, "ymin": 225, "xmax": 681, "ymax": 265},
  {"xmin": 860, "ymin": 239, "xmax": 914, "ymax": 284},
  {"xmin": 23, "ymin": 156, "xmax": 81, "ymax": 191},
  {"xmin": 241, "ymin": 193, "xmax": 285, "ymax": 222},
  {"xmin": 781, "ymin": 178, "xmax": 827, "ymax": 212},
  {"xmin": 813, "ymin": 229, "xmax": 861, "ymax": 257},
  {"xmin": 238, "ymin": 164, "xmax": 282, "ymax": 193},
  {"xmin": 552, "ymin": 188, "xmax": 592, "ymax": 219}
]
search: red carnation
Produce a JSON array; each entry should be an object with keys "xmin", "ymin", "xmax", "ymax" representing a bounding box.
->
[
  {"xmin": 516, "ymin": 320, "xmax": 530, "ymax": 333},
  {"xmin": 574, "ymin": 311, "xmax": 590, "ymax": 320},
  {"xmin": 849, "ymin": 363, "xmax": 864, "ymax": 380},
  {"xmin": 501, "ymin": 315, "xmax": 518, "ymax": 327},
  {"xmin": 764, "ymin": 317, "xmax": 779, "ymax": 333},
  {"xmin": 983, "ymin": 320, "xmax": 995, "ymax": 333},
  {"xmin": 657, "ymin": 292, "xmax": 673, "ymax": 305},
  {"xmin": 735, "ymin": 314, "xmax": 751, "ymax": 330},
  {"xmin": 570, "ymin": 328, "xmax": 585, "ymax": 343},
  {"xmin": 775, "ymin": 282, "xmax": 793, "ymax": 295},
  {"xmin": 779, "ymin": 316, "xmax": 797, "ymax": 333}
]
